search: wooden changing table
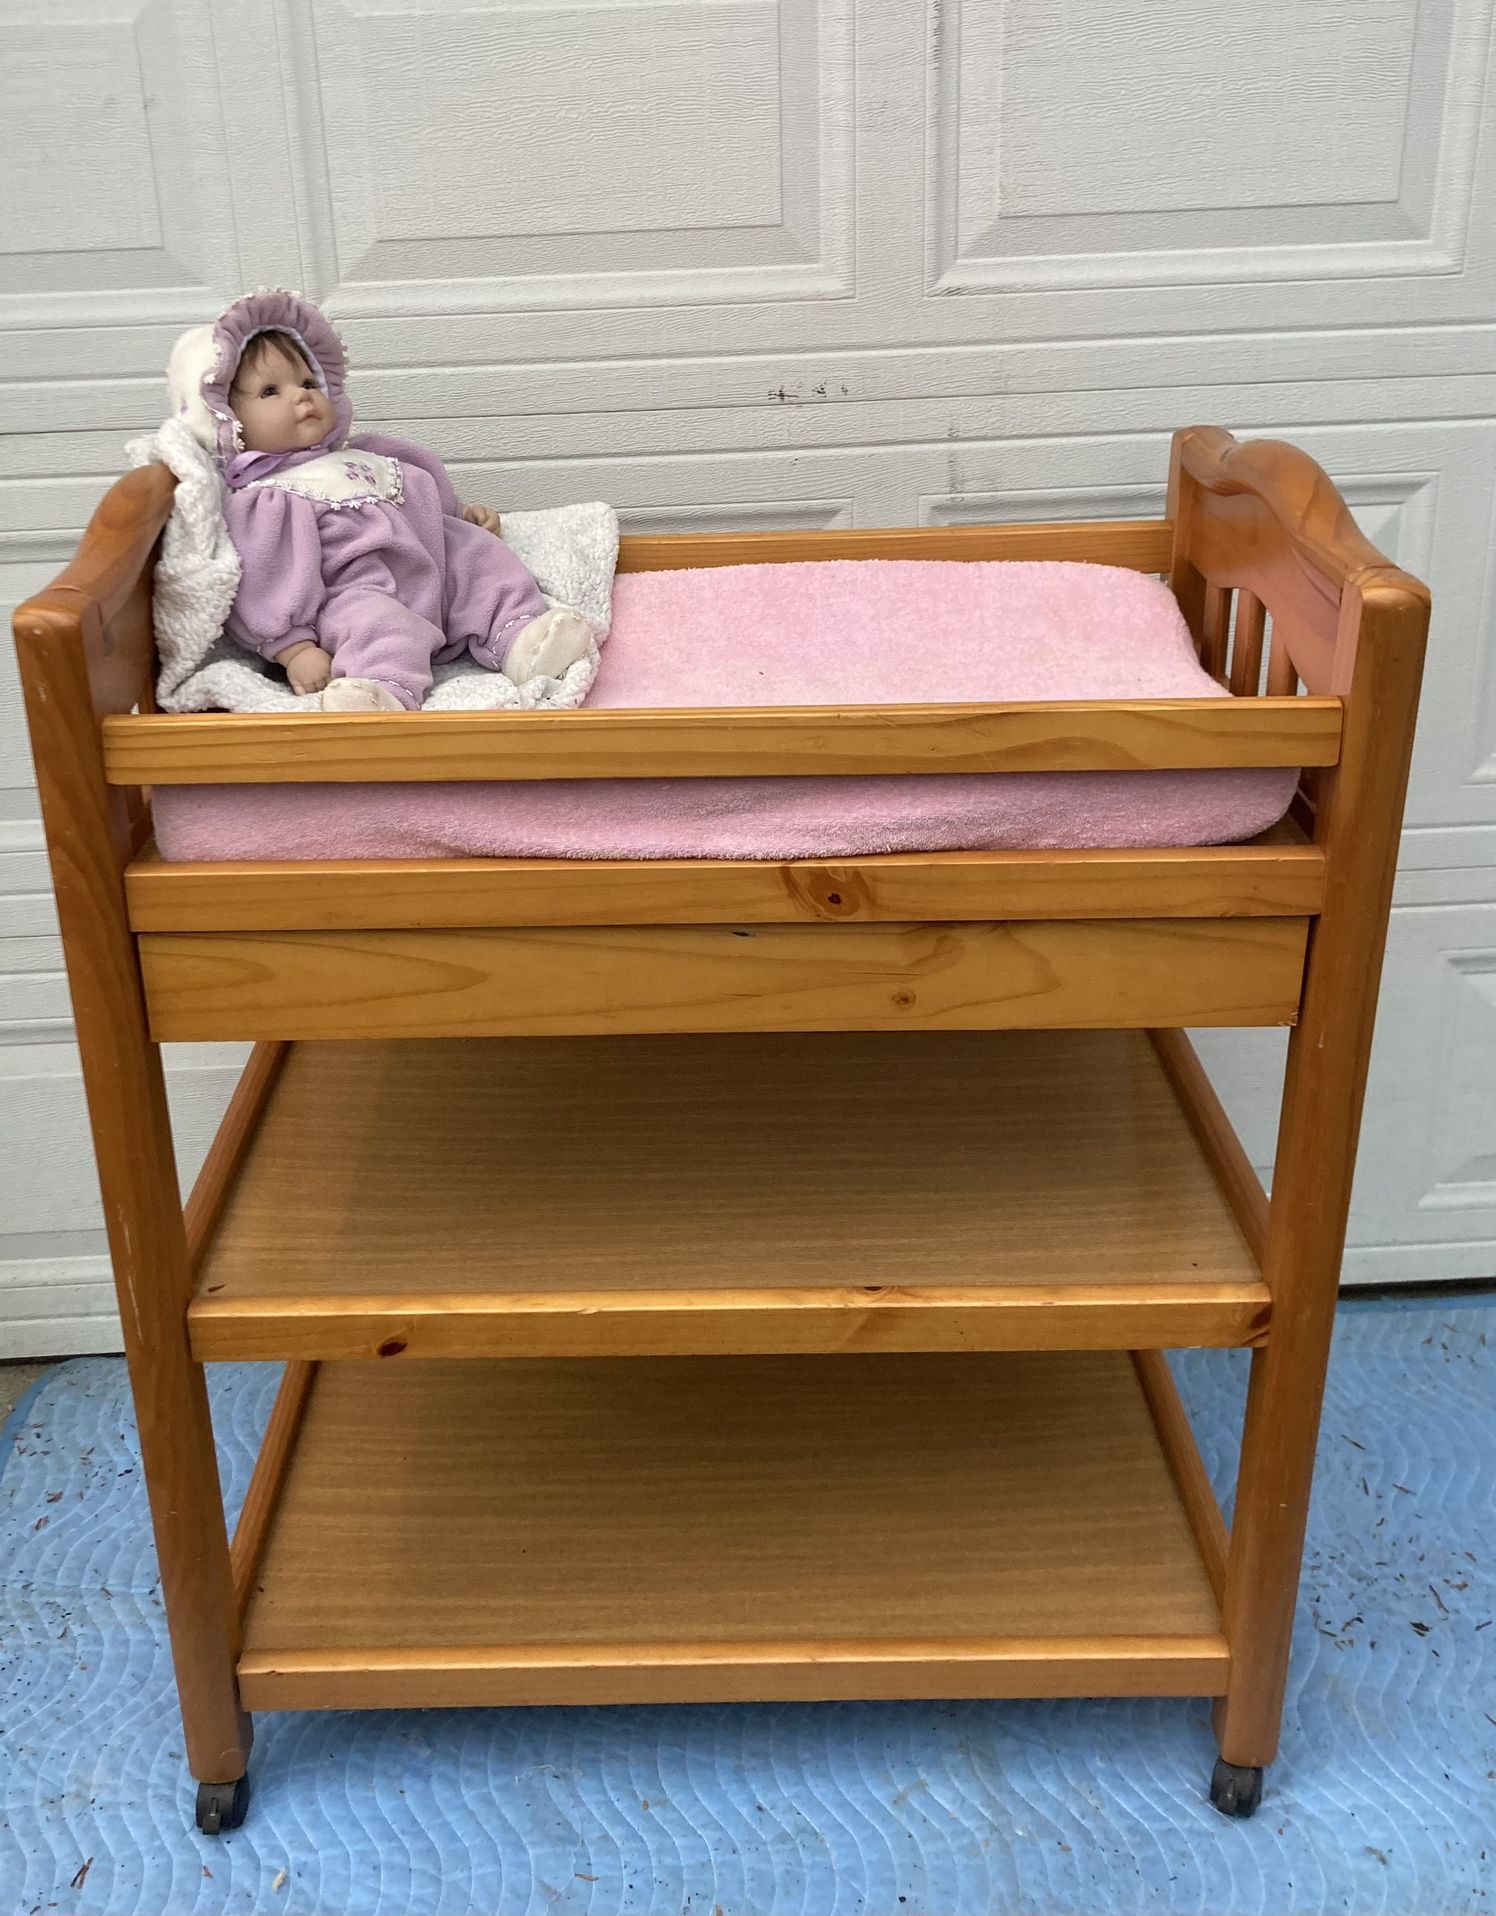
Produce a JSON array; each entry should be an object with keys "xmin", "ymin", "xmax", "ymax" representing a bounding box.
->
[{"xmin": 13, "ymin": 428, "xmax": 1428, "ymax": 1831}]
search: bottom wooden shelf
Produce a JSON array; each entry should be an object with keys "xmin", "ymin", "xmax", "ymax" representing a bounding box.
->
[{"xmin": 236, "ymin": 1351, "xmax": 1228, "ymax": 1710}]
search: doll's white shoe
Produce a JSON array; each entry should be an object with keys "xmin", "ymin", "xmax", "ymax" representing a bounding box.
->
[
  {"xmin": 320, "ymin": 677, "xmax": 405, "ymax": 712},
  {"xmin": 501, "ymin": 607, "xmax": 593, "ymax": 684}
]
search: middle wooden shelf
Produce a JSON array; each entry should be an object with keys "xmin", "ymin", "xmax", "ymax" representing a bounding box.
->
[{"xmin": 188, "ymin": 1027, "xmax": 1269, "ymax": 1362}]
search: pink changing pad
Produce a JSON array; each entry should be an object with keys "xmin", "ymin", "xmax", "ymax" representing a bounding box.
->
[{"xmin": 151, "ymin": 560, "xmax": 1296, "ymax": 863}]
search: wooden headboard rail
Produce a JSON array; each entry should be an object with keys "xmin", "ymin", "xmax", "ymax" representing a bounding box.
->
[
  {"xmin": 1166, "ymin": 426, "xmax": 1427, "ymax": 700},
  {"xmin": 19, "ymin": 461, "xmax": 176, "ymax": 721},
  {"xmin": 13, "ymin": 462, "xmax": 177, "ymax": 864}
]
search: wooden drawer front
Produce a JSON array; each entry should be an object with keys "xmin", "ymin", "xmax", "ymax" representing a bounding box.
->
[{"xmin": 140, "ymin": 918, "xmax": 1307, "ymax": 1041}]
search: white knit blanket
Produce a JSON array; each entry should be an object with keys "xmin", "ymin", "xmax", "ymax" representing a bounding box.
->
[{"xmin": 124, "ymin": 420, "xmax": 617, "ymax": 713}]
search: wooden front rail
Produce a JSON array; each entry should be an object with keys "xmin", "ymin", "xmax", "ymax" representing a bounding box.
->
[
  {"xmin": 104, "ymin": 696, "xmax": 1341, "ymax": 785},
  {"xmin": 122, "ymin": 833, "xmax": 1328, "ymax": 934}
]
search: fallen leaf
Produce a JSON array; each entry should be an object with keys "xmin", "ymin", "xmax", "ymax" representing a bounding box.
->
[
  {"xmin": 70, "ymin": 1860, "xmax": 93, "ymax": 1891},
  {"xmin": 272, "ymin": 1869, "xmax": 287, "ymax": 1892}
]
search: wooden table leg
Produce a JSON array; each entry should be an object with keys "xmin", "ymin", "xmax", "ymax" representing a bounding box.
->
[
  {"xmin": 16, "ymin": 595, "xmax": 251, "ymax": 1795},
  {"xmin": 1213, "ymin": 574, "xmax": 1428, "ymax": 1789}
]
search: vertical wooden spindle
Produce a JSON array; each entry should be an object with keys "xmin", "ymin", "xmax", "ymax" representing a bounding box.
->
[
  {"xmin": 1230, "ymin": 591, "xmax": 1267, "ymax": 697},
  {"xmin": 1266, "ymin": 624, "xmax": 1299, "ymax": 697},
  {"xmin": 1201, "ymin": 582, "xmax": 1231, "ymax": 680}
]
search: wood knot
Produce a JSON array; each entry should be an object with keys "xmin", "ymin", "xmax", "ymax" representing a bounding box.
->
[
  {"xmin": 377, "ymin": 1337, "xmax": 407, "ymax": 1358},
  {"xmin": 785, "ymin": 867, "xmax": 865, "ymax": 919}
]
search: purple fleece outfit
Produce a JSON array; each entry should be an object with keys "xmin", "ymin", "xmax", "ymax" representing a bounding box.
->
[
  {"xmin": 223, "ymin": 436, "xmax": 546, "ymax": 709},
  {"xmin": 195, "ymin": 291, "xmax": 546, "ymax": 709}
]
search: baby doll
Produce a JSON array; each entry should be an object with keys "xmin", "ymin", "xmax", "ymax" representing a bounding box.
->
[{"xmin": 165, "ymin": 290, "xmax": 592, "ymax": 711}]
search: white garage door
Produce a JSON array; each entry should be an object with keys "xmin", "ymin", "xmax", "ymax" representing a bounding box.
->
[{"xmin": 4, "ymin": 0, "xmax": 1495, "ymax": 1352}]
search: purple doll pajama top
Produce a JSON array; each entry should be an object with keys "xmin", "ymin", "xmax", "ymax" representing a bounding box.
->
[{"xmin": 166, "ymin": 289, "xmax": 548, "ymax": 710}]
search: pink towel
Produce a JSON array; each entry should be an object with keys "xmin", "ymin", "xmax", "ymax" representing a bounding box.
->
[{"xmin": 152, "ymin": 560, "xmax": 1296, "ymax": 862}]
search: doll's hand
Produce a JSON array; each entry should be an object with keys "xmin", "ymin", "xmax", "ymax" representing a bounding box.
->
[
  {"xmin": 461, "ymin": 503, "xmax": 503, "ymax": 535},
  {"xmin": 280, "ymin": 641, "xmax": 333, "ymax": 695}
]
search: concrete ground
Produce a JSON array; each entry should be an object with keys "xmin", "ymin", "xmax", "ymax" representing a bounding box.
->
[{"xmin": 0, "ymin": 1360, "xmax": 54, "ymax": 1423}]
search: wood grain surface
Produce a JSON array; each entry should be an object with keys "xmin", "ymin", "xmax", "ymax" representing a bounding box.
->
[
  {"xmin": 188, "ymin": 1030, "xmax": 1267, "ymax": 1360},
  {"xmin": 614, "ymin": 519, "xmax": 1175, "ymax": 572},
  {"xmin": 126, "ymin": 827, "xmax": 1326, "ymax": 932},
  {"xmin": 140, "ymin": 916, "xmax": 1309, "ymax": 1041},
  {"xmin": 103, "ymin": 696, "xmax": 1340, "ymax": 786},
  {"xmin": 236, "ymin": 1351, "xmax": 1225, "ymax": 1708}
]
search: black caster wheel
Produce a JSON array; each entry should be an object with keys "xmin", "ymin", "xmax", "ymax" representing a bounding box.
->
[
  {"xmin": 1209, "ymin": 1757, "xmax": 1263, "ymax": 1819},
  {"xmin": 195, "ymin": 1776, "xmax": 251, "ymax": 1834}
]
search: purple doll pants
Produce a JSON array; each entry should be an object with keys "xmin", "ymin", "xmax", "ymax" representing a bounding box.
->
[{"xmin": 318, "ymin": 516, "xmax": 547, "ymax": 709}]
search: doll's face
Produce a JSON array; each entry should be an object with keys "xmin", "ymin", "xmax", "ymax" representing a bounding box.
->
[{"xmin": 229, "ymin": 339, "xmax": 335, "ymax": 454}]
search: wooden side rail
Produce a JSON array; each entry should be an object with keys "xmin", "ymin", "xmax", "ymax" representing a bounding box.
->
[
  {"xmin": 1147, "ymin": 1028, "xmax": 1269, "ymax": 1263},
  {"xmin": 184, "ymin": 1042, "xmax": 290, "ymax": 1273},
  {"xmin": 229, "ymin": 1360, "xmax": 319, "ymax": 1620},
  {"xmin": 1132, "ymin": 1349, "xmax": 1230, "ymax": 1606},
  {"xmin": 104, "ymin": 696, "xmax": 1341, "ymax": 786},
  {"xmin": 615, "ymin": 518, "xmax": 1173, "ymax": 572}
]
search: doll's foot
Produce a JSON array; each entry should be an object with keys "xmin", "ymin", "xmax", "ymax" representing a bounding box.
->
[
  {"xmin": 320, "ymin": 677, "xmax": 406, "ymax": 712},
  {"xmin": 500, "ymin": 607, "xmax": 593, "ymax": 684}
]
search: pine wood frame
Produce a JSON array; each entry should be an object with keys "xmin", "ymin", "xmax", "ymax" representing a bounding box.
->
[{"xmin": 12, "ymin": 427, "xmax": 1428, "ymax": 1802}]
